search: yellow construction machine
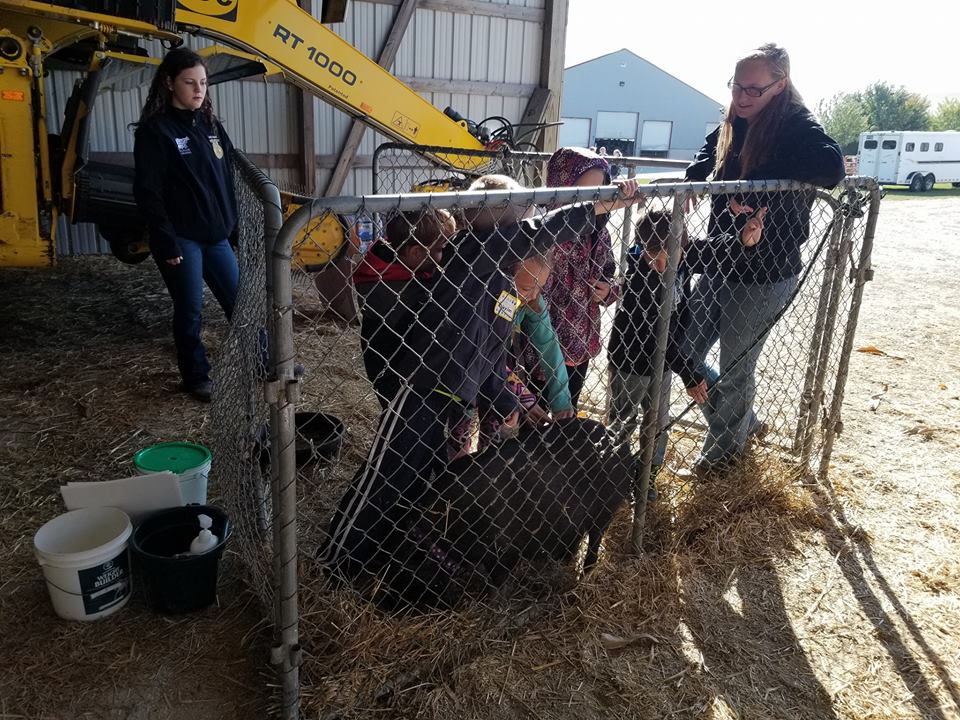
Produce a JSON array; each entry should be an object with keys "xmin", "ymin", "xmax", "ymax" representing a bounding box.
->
[{"xmin": 0, "ymin": 1, "xmax": 533, "ymax": 267}]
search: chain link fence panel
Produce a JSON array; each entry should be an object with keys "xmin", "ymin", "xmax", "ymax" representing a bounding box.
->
[
  {"xmin": 215, "ymin": 145, "xmax": 880, "ymax": 717},
  {"xmin": 208, "ymin": 152, "xmax": 300, "ymax": 718}
]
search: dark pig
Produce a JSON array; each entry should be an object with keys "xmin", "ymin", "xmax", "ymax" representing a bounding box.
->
[{"xmin": 376, "ymin": 418, "xmax": 634, "ymax": 609}]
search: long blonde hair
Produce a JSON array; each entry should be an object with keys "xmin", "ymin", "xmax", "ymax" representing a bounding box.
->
[{"xmin": 713, "ymin": 44, "xmax": 805, "ymax": 178}]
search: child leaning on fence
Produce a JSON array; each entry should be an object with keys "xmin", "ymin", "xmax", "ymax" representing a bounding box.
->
[
  {"xmin": 354, "ymin": 208, "xmax": 456, "ymax": 408},
  {"xmin": 454, "ymin": 176, "xmax": 575, "ymax": 456},
  {"xmin": 451, "ymin": 248, "xmax": 577, "ymax": 457},
  {"xmin": 527, "ymin": 147, "xmax": 620, "ymax": 409},
  {"xmin": 319, "ymin": 175, "xmax": 644, "ymax": 586},
  {"xmin": 607, "ymin": 205, "xmax": 767, "ymax": 501}
]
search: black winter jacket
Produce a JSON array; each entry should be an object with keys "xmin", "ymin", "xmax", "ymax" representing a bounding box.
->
[
  {"xmin": 607, "ymin": 246, "xmax": 709, "ymax": 387},
  {"xmin": 393, "ymin": 204, "xmax": 599, "ymax": 418},
  {"xmin": 133, "ymin": 108, "xmax": 237, "ymax": 261},
  {"xmin": 685, "ymin": 106, "xmax": 844, "ymax": 284}
]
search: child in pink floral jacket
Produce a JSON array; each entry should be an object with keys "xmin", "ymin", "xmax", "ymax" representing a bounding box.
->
[{"xmin": 532, "ymin": 147, "xmax": 620, "ymax": 407}]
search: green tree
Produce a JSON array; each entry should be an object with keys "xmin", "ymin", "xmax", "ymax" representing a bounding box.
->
[
  {"xmin": 930, "ymin": 98, "xmax": 960, "ymax": 130},
  {"xmin": 858, "ymin": 82, "xmax": 930, "ymax": 131},
  {"xmin": 817, "ymin": 92, "xmax": 868, "ymax": 154}
]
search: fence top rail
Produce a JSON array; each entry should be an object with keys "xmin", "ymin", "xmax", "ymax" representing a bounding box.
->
[
  {"xmin": 372, "ymin": 142, "xmax": 693, "ymax": 170},
  {"xmin": 282, "ymin": 176, "xmax": 878, "ymax": 220}
]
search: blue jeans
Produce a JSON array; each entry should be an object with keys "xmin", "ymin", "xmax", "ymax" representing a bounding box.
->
[
  {"xmin": 155, "ymin": 237, "xmax": 239, "ymax": 386},
  {"xmin": 683, "ymin": 273, "xmax": 798, "ymax": 466},
  {"xmin": 608, "ymin": 368, "xmax": 672, "ymax": 466}
]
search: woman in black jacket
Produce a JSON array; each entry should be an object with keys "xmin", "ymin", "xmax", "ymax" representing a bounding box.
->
[
  {"xmin": 133, "ymin": 48, "xmax": 238, "ymax": 402},
  {"xmin": 682, "ymin": 43, "xmax": 844, "ymax": 476}
]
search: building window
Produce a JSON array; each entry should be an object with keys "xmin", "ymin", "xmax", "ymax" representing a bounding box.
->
[
  {"xmin": 881, "ymin": 140, "xmax": 897, "ymax": 149},
  {"xmin": 920, "ymin": 143, "xmax": 930, "ymax": 152},
  {"xmin": 640, "ymin": 120, "xmax": 673, "ymax": 152},
  {"xmin": 558, "ymin": 117, "xmax": 592, "ymax": 148},
  {"xmin": 905, "ymin": 142, "xmax": 915, "ymax": 151},
  {"xmin": 935, "ymin": 142, "xmax": 944, "ymax": 151},
  {"xmin": 863, "ymin": 140, "xmax": 878, "ymax": 149}
]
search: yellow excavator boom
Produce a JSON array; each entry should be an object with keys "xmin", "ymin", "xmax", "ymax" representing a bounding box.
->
[{"xmin": 0, "ymin": 0, "xmax": 492, "ymax": 266}]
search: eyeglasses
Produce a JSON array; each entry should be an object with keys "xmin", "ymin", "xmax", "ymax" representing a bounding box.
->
[{"xmin": 727, "ymin": 78, "xmax": 782, "ymax": 98}]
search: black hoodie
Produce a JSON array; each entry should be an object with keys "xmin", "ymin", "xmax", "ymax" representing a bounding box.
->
[
  {"xmin": 392, "ymin": 204, "xmax": 599, "ymax": 418},
  {"xmin": 133, "ymin": 107, "xmax": 237, "ymax": 261}
]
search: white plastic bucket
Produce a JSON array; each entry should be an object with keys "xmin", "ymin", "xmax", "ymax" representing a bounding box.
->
[
  {"xmin": 33, "ymin": 507, "xmax": 133, "ymax": 621},
  {"xmin": 134, "ymin": 442, "xmax": 211, "ymax": 505}
]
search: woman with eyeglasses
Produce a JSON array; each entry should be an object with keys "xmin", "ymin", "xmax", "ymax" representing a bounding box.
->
[{"xmin": 680, "ymin": 43, "xmax": 844, "ymax": 478}]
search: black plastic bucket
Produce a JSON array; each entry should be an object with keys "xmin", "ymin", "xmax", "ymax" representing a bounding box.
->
[
  {"xmin": 131, "ymin": 505, "xmax": 231, "ymax": 614},
  {"xmin": 295, "ymin": 412, "xmax": 344, "ymax": 467}
]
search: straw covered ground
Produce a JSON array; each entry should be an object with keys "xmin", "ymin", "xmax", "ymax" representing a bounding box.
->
[{"xmin": 1, "ymin": 196, "xmax": 958, "ymax": 719}]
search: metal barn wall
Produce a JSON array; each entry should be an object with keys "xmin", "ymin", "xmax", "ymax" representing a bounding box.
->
[
  {"xmin": 560, "ymin": 49, "xmax": 724, "ymax": 160},
  {"xmin": 46, "ymin": 0, "xmax": 551, "ymax": 254},
  {"xmin": 309, "ymin": 0, "xmax": 545, "ymax": 195}
]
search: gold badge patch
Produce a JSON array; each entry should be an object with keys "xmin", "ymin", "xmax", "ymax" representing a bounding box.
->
[{"xmin": 210, "ymin": 137, "xmax": 224, "ymax": 159}]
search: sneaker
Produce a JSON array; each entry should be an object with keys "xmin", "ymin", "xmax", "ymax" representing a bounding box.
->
[
  {"xmin": 180, "ymin": 380, "xmax": 213, "ymax": 403},
  {"xmin": 647, "ymin": 464, "xmax": 661, "ymax": 503},
  {"xmin": 674, "ymin": 458, "xmax": 718, "ymax": 482}
]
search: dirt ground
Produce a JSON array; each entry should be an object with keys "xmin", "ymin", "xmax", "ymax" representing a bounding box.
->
[{"xmin": 1, "ymin": 195, "xmax": 958, "ymax": 719}]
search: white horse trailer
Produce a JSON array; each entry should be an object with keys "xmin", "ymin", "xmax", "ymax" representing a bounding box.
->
[{"xmin": 857, "ymin": 131, "xmax": 960, "ymax": 191}]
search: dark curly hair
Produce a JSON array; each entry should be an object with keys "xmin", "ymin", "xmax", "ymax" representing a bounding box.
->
[{"xmin": 137, "ymin": 48, "xmax": 215, "ymax": 126}]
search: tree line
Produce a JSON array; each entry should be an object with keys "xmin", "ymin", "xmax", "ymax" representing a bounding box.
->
[{"xmin": 817, "ymin": 82, "xmax": 960, "ymax": 154}]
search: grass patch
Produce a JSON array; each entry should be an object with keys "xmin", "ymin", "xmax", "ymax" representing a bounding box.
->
[{"xmin": 880, "ymin": 182, "xmax": 960, "ymax": 200}]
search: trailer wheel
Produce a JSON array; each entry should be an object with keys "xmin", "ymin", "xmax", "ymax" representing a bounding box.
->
[
  {"xmin": 923, "ymin": 174, "xmax": 936, "ymax": 192},
  {"xmin": 909, "ymin": 174, "xmax": 924, "ymax": 192}
]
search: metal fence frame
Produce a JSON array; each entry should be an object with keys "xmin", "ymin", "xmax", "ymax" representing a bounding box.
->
[
  {"xmin": 234, "ymin": 168, "xmax": 880, "ymax": 719},
  {"xmin": 231, "ymin": 152, "xmax": 302, "ymax": 719}
]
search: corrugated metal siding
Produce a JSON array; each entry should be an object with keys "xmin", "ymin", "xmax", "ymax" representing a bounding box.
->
[{"xmin": 317, "ymin": 0, "xmax": 542, "ymax": 194}]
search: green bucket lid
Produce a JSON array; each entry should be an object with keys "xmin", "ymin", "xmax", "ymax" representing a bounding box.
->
[{"xmin": 134, "ymin": 442, "xmax": 212, "ymax": 474}]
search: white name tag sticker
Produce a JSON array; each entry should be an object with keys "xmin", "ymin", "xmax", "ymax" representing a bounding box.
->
[{"xmin": 494, "ymin": 290, "xmax": 520, "ymax": 322}]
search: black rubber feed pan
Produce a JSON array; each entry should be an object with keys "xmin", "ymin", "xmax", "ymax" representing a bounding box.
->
[{"xmin": 295, "ymin": 412, "xmax": 344, "ymax": 466}]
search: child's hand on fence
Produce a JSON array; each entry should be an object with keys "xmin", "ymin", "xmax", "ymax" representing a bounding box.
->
[
  {"xmin": 589, "ymin": 279, "xmax": 611, "ymax": 303},
  {"xmin": 685, "ymin": 380, "xmax": 709, "ymax": 405},
  {"xmin": 595, "ymin": 179, "xmax": 644, "ymax": 215},
  {"xmin": 524, "ymin": 404, "xmax": 551, "ymax": 426},
  {"xmin": 740, "ymin": 207, "xmax": 768, "ymax": 247}
]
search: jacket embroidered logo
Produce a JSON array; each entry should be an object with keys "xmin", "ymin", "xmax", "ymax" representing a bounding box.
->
[
  {"xmin": 175, "ymin": 137, "xmax": 191, "ymax": 155},
  {"xmin": 494, "ymin": 291, "xmax": 520, "ymax": 322},
  {"xmin": 176, "ymin": 0, "xmax": 239, "ymax": 22}
]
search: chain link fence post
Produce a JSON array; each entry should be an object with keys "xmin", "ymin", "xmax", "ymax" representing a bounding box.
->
[
  {"xmin": 793, "ymin": 193, "xmax": 844, "ymax": 455},
  {"xmin": 271, "ymin": 201, "xmax": 306, "ymax": 720},
  {"xmin": 817, "ymin": 181, "xmax": 881, "ymax": 478},
  {"xmin": 797, "ymin": 189, "xmax": 858, "ymax": 467},
  {"xmin": 629, "ymin": 194, "xmax": 684, "ymax": 553}
]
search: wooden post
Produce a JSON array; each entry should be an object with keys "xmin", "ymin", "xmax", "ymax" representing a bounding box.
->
[
  {"xmin": 323, "ymin": 0, "xmax": 419, "ymax": 196},
  {"xmin": 521, "ymin": 0, "xmax": 568, "ymax": 153}
]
